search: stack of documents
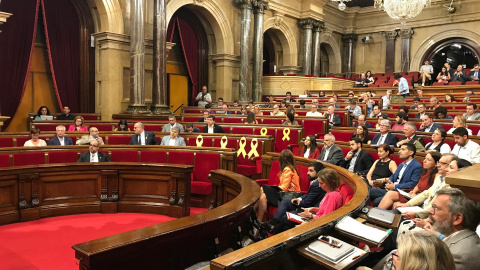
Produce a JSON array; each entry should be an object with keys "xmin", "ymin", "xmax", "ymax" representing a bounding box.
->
[{"xmin": 335, "ymin": 216, "xmax": 390, "ymax": 245}]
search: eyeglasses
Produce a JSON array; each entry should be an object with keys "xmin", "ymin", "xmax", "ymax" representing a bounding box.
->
[
  {"xmin": 430, "ymin": 204, "xmax": 438, "ymax": 215},
  {"xmin": 438, "ymin": 161, "xmax": 449, "ymax": 166}
]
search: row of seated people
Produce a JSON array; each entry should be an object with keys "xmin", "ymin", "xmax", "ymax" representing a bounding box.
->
[{"xmin": 32, "ymin": 105, "xmax": 100, "ymax": 121}]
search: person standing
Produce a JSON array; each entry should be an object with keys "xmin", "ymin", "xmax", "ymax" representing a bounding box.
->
[
  {"xmin": 195, "ymin": 85, "xmax": 212, "ymax": 107},
  {"xmin": 394, "ymin": 73, "xmax": 409, "ymax": 97}
]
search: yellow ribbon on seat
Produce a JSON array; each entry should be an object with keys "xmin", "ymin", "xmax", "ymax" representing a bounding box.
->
[
  {"xmin": 220, "ymin": 136, "xmax": 228, "ymax": 149},
  {"xmin": 282, "ymin": 128, "xmax": 291, "ymax": 141},
  {"xmin": 248, "ymin": 138, "xmax": 259, "ymax": 158},
  {"xmin": 237, "ymin": 137, "xmax": 247, "ymax": 158},
  {"xmin": 196, "ymin": 135, "xmax": 203, "ymax": 147},
  {"xmin": 260, "ymin": 128, "xmax": 267, "ymax": 136}
]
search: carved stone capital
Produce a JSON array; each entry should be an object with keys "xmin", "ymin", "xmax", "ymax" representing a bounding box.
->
[
  {"xmin": 299, "ymin": 18, "xmax": 316, "ymax": 30},
  {"xmin": 399, "ymin": 28, "xmax": 414, "ymax": 39},
  {"xmin": 313, "ymin": 21, "xmax": 325, "ymax": 32},
  {"xmin": 273, "ymin": 11, "xmax": 284, "ymax": 28},
  {"xmin": 234, "ymin": 0, "xmax": 254, "ymax": 10},
  {"xmin": 380, "ymin": 30, "xmax": 398, "ymax": 40},
  {"xmin": 194, "ymin": 0, "xmax": 205, "ymax": 5},
  {"xmin": 342, "ymin": 33, "xmax": 358, "ymax": 42},
  {"xmin": 253, "ymin": 0, "xmax": 268, "ymax": 13}
]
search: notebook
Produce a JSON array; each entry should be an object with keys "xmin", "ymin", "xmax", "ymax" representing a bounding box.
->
[
  {"xmin": 396, "ymin": 206, "xmax": 423, "ymax": 214},
  {"xmin": 367, "ymin": 208, "xmax": 395, "ymax": 224},
  {"xmin": 335, "ymin": 216, "xmax": 390, "ymax": 245},
  {"xmin": 306, "ymin": 236, "xmax": 355, "ymax": 263},
  {"xmin": 398, "ymin": 189, "xmax": 412, "ymax": 200}
]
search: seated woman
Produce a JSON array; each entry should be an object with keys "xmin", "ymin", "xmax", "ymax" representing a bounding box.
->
[
  {"xmin": 436, "ymin": 67, "xmax": 451, "ymax": 84},
  {"xmin": 350, "ymin": 124, "xmax": 370, "ymax": 144},
  {"xmin": 254, "ymin": 149, "xmax": 300, "ymax": 222},
  {"xmin": 114, "ymin": 119, "xmax": 130, "ymax": 131},
  {"xmin": 286, "ymin": 105, "xmax": 298, "ymax": 117},
  {"xmin": 366, "ymin": 144, "xmax": 397, "ymax": 188},
  {"xmin": 447, "ymin": 115, "xmax": 472, "ymax": 135},
  {"xmin": 424, "ymin": 128, "xmax": 451, "ymax": 154},
  {"xmin": 444, "ymin": 94, "xmax": 455, "ymax": 103},
  {"xmin": 34, "ymin": 106, "xmax": 50, "ymax": 120},
  {"xmin": 68, "ymin": 116, "xmax": 88, "ymax": 132},
  {"xmin": 253, "ymin": 105, "xmax": 263, "ymax": 116},
  {"xmin": 398, "ymin": 157, "xmax": 471, "ymax": 220},
  {"xmin": 296, "ymin": 168, "xmax": 343, "ymax": 220},
  {"xmin": 245, "ymin": 112, "xmax": 258, "ymax": 125},
  {"xmin": 282, "ymin": 112, "xmax": 298, "ymax": 126},
  {"xmin": 365, "ymin": 71, "xmax": 375, "ymax": 86},
  {"xmin": 24, "ymin": 128, "xmax": 47, "ymax": 147},
  {"xmin": 302, "ymin": 135, "xmax": 320, "ymax": 159},
  {"xmin": 378, "ymin": 151, "xmax": 441, "ymax": 210},
  {"xmin": 237, "ymin": 106, "xmax": 248, "ymax": 116}
]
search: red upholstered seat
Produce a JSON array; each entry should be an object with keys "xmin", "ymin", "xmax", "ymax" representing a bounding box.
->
[
  {"xmin": 95, "ymin": 124, "xmax": 113, "ymax": 131},
  {"xmin": 81, "ymin": 115, "xmax": 98, "ymax": 120},
  {"xmin": 212, "ymin": 138, "xmax": 237, "ymax": 149},
  {"xmin": 338, "ymin": 182, "xmax": 354, "ymax": 204},
  {"xmin": 449, "ymin": 81, "xmax": 462, "ymax": 85},
  {"xmin": 231, "ymin": 127, "xmax": 254, "ymax": 135},
  {"xmin": 0, "ymin": 154, "xmax": 11, "ymax": 167},
  {"xmin": 222, "ymin": 126, "xmax": 231, "ymax": 133},
  {"xmin": 168, "ymin": 151, "xmax": 194, "ymax": 165},
  {"xmin": 262, "ymin": 118, "xmax": 283, "ymax": 125},
  {"xmin": 13, "ymin": 152, "xmax": 45, "ymax": 166},
  {"xmin": 274, "ymin": 128, "xmax": 299, "ymax": 152},
  {"xmin": 32, "ymin": 124, "xmax": 57, "ymax": 131},
  {"xmin": 256, "ymin": 160, "xmax": 280, "ymax": 187},
  {"xmin": 237, "ymin": 139, "xmax": 262, "ymax": 177},
  {"xmin": 16, "ymin": 137, "xmax": 33, "ymax": 146},
  {"xmin": 0, "ymin": 137, "xmax": 14, "ymax": 148},
  {"xmin": 183, "ymin": 109, "xmax": 202, "ymax": 114},
  {"xmin": 391, "ymin": 155, "xmax": 403, "ymax": 166},
  {"xmin": 107, "ymin": 136, "xmax": 132, "ymax": 145},
  {"xmin": 465, "ymin": 81, "xmax": 479, "ymax": 85},
  {"xmin": 191, "ymin": 153, "xmax": 220, "ymax": 195},
  {"xmin": 297, "ymin": 165, "xmax": 310, "ymax": 194},
  {"xmin": 182, "ymin": 116, "xmax": 199, "ymax": 122},
  {"xmin": 469, "ymin": 125, "xmax": 480, "ymax": 135},
  {"xmin": 143, "ymin": 125, "xmax": 163, "ymax": 132},
  {"xmin": 110, "ymin": 150, "xmax": 138, "ymax": 162},
  {"xmin": 222, "ymin": 117, "xmax": 243, "ymax": 123},
  {"xmin": 48, "ymin": 151, "xmax": 78, "ymax": 164},
  {"xmin": 439, "ymin": 124, "xmax": 453, "ymax": 131},
  {"xmin": 187, "ymin": 137, "xmax": 213, "ymax": 147},
  {"xmin": 444, "ymin": 139, "xmax": 456, "ymax": 149},
  {"xmin": 139, "ymin": 150, "xmax": 166, "ymax": 163},
  {"xmin": 331, "ymin": 131, "xmax": 352, "ymax": 143},
  {"xmin": 254, "ymin": 127, "xmax": 275, "ymax": 137}
]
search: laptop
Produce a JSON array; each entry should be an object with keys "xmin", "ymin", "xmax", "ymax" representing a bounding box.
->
[
  {"xmin": 306, "ymin": 236, "xmax": 355, "ymax": 263},
  {"xmin": 40, "ymin": 115, "xmax": 53, "ymax": 120},
  {"xmin": 367, "ymin": 207, "xmax": 395, "ymax": 224}
]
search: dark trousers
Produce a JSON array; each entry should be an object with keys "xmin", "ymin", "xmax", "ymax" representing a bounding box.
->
[{"xmin": 369, "ymin": 188, "xmax": 387, "ymax": 207}]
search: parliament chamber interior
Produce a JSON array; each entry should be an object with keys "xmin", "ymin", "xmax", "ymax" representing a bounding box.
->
[{"xmin": 1, "ymin": 0, "xmax": 480, "ymax": 269}]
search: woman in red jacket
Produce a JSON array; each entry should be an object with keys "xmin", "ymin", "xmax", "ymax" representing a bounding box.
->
[{"xmin": 302, "ymin": 135, "xmax": 320, "ymax": 159}]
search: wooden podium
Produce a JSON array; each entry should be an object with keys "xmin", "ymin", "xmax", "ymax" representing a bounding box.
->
[{"xmin": 0, "ymin": 116, "xmax": 10, "ymax": 131}]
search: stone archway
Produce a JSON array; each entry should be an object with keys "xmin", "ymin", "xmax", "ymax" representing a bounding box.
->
[
  {"xmin": 263, "ymin": 17, "xmax": 298, "ymax": 70},
  {"xmin": 89, "ymin": 0, "xmax": 124, "ymax": 33},
  {"xmin": 319, "ymin": 32, "xmax": 342, "ymax": 74}
]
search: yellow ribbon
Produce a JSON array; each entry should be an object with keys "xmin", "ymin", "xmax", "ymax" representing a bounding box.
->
[
  {"xmin": 282, "ymin": 128, "xmax": 291, "ymax": 141},
  {"xmin": 260, "ymin": 128, "xmax": 267, "ymax": 136},
  {"xmin": 196, "ymin": 135, "xmax": 203, "ymax": 147},
  {"xmin": 220, "ymin": 136, "xmax": 228, "ymax": 149},
  {"xmin": 237, "ymin": 137, "xmax": 247, "ymax": 158},
  {"xmin": 248, "ymin": 138, "xmax": 259, "ymax": 158}
]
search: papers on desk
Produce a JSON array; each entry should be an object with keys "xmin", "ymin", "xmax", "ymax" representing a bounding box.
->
[
  {"xmin": 398, "ymin": 189, "xmax": 412, "ymax": 200},
  {"xmin": 287, "ymin": 212, "xmax": 310, "ymax": 224},
  {"xmin": 335, "ymin": 216, "xmax": 390, "ymax": 245},
  {"xmin": 396, "ymin": 206, "xmax": 423, "ymax": 214},
  {"xmin": 306, "ymin": 236, "xmax": 356, "ymax": 263}
]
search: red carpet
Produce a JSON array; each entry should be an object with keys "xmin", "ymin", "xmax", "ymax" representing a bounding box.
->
[{"xmin": 0, "ymin": 208, "xmax": 208, "ymax": 270}]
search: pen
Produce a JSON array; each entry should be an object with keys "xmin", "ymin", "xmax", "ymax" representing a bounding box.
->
[
  {"xmin": 352, "ymin": 253, "xmax": 364, "ymax": 260},
  {"xmin": 404, "ymin": 213, "xmax": 415, "ymax": 220},
  {"xmin": 386, "ymin": 229, "xmax": 392, "ymax": 234}
]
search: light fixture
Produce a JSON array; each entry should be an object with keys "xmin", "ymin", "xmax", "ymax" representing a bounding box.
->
[
  {"xmin": 331, "ymin": 0, "xmax": 351, "ymax": 11},
  {"xmin": 374, "ymin": 0, "xmax": 434, "ymax": 24}
]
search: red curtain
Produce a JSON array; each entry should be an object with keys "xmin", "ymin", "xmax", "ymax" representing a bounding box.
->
[
  {"xmin": 41, "ymin": 0, "xmax": 80, "ymax": 113},
  {"xmin": 0, "ymin": 0, "xmax": 40, "ymax": 129},
  {"xmin": 175, "ymin": 17, "xmax": 199, "ymax": 105}
]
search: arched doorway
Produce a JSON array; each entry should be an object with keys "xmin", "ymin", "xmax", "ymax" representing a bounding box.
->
[
  {"xmin": 263, "ymin": 33, "xmax": 275, "ymax": 75},
  {"xmin": 422, "ymin": 38, "xmax": 480, "ymax": 75},
  {"xmin": 319, "ymin": 44, "xmax": 330, "ymax": 76}
]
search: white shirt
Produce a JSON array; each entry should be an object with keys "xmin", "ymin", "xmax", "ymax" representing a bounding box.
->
[
  {"xmin": 381, "ymin": 96, "xmax": 390, "ymax": 109},
  {"xmin": 24, "ymin": 140, "xmax": 47, "ymax": 147},
  {"xmin": 139, "ymin": 131, "xmax": 145, "ymax": 145},
  {"xmin": 447, "ymin": 127, "xmax": 472, "ymax": 136},
  {"xmin": 58, "ymin": 137, "xmax": 65, "ymax": 146},
  {"xmin": 208, "ymin": 126, "xmax": 214, "ymax": 133},
  {"xmin": 395, "ymin": 159, "xmax": 414, "ymax": 184},
  {"xmin": 168, "ymin": 138, "xmax": 176, "ymax": 146},
  {"xmin": 452, "ymin": 139, "xmax": 480, "ymax": 164},
  {"xmin": 323, "ymin": 145, "xmax": 332, "ymax": 161},
  {"xmin": 306, "ymin": 111, "xmax": 323, "ymax": 117},
  {"xmin": 304, "ymin": 149, "xmax": 311, "ymax": 158},
  {"xmin": 425, "ymin": 142, "xmax": 452, "ymax": 154},
  {"xmin": 90, "ymin": 152, "xmax": 98, "ymax": 162}
]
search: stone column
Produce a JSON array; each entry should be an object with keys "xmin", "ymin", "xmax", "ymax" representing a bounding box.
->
[
  {"xmin": 150, "ymin": 0, "xmax": 170, "ymax": 114},
  {"xmin": 251, "ymin": 1, "xmax": 268, "ymax": 102},
  {"xmin": 235, "ymin": 0, "xmax": 253, "ymax": 102},
  {"xmin": 299, "ymin": 18, "xmax": 315, "ymax": 76},
  {"xmin": 311, "ymin": 21, "xmax": 324, "ymax": 77},
  {"xmin": 380, "ymin": 30, "xmax": 398, "ymax": 73},
  {"xmin": 126, "ymin": 0, "xmax": 150, "ymax": 114},
  {"xmin": 399, "ymin": 28, "xmax": 414, "ymax": 73},
  {"xmin": 342, "ymin": 34, "xmax": 357, "ymax": 77}
]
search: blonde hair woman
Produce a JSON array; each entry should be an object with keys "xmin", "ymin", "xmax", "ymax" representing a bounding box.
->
[
  {"xmin": 253, "ymin": 105, "xmax": 263, "ymax": 116},
  {"xmin": 447, "ymin": 115, "xmax": 472, "ymax": 135}
]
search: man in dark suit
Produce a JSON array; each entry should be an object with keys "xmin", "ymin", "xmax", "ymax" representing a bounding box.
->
[
  {"xmin": 397, "ymin": 122, "xmax": 425, "ymax": 151},
  {"xmin": 414, "ymin": 103, "xmax": 427, "ymax": 119},
  {"xmin": 198, "ymin": 111, "xmax": 209, "ymax": 122},
  {"xmin": 451, "ymin": 65, "xmax": 470, "ymax": 84},
  {"xmin": 418, "ymin": 113, "xmax": 442, "ymax": 132},
  {"xmin": 283, "ymin": 91, "xmax": 296, "ymax": 102},
  {"xmin": 324, "ymin": 105, "xmax": 341, "ymax": 127},
  {"xmin": 129, "ymin": 122, "xmax": 159, "ymax": 145},
  {"xmin": 370, "ymin": 143, "xmax": 422, "ymax": 206},
  {"xmin": 338, "ymin": 138, "xmax": 373, "ymax": 175},
  {"xmin": 77, "ymin": 140, "xmax": 110, "ymax": 162},
  {"xmin": 259, "ymin": 162, "xmax": 326, "ymax": 234},
  {"xmin": 468, "ymin": 64, "xmax": 479, "ymax": 81},
  {"xmin": 49, "ymin": 125, "xmax": 73, "ymax": 146},
  {"xmin": 317, "ymin": 133, "xmax": 343, "ymax": 165},
  {"xmin": 56, "ymin": 106, "xmax": 75, "ymax": 120},
  {"xmin": 370, "ymin": 119, "xmax": 399, "ymax": 146},
  {"xmin": 353, "ymin": 114, "xmax": 372, "ymax": 128},
  {"xmin": 203, "ymin": 115, "xmax": 225, "ymax": 133}
]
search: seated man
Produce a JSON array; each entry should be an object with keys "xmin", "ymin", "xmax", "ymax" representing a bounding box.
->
[
  {"xmin": 451, "ymin": 65, "xmax": 470, "ymax": 84},
  {"xmin": 270, "ymin": 105, "xmax": 285, "ymax": 116},
  {"xmin": 418, "ymin": 113, "xmax": 442, "ymax": 132},
  {"xmin": 160, "ymin": 127, "xmax": 186, "ymax": 146},
  {"xmin": 231, "ymin": 100, "xmax": 241, "ymax": 108},
  {"xmin": 283, "ymin": 91, "xmax": 296, "ymax": 102},
  {"xmin": 218, "ymin": 104, "xmax": 232, "ymax": 114},
  {"xmin": 317, "ymin": 133, "xmax": 343, "ymax": 165},
  {"xmin": 414, "ymin": 103, "xmax": 427, "ymax": 119},
  {"xmin": 410, "ymin": 97, "xmax": 421, "ymax": 110},
  {"xmin": 370, "ymin": 119, "xmax": 399, "ymax": 146},
  {"xmin": 434, "ymin": 106, "xmax": 453, "ymax": 120},
  {"xmin": 76, "ymin": 127, "xmax": 105, "ymax": 145},
  {"xmin": 346, "ymin": 100, "xmax": 362, "ymax": 126},
  {"xmin": 198, "ymin": 111, "xmax": 209, "ymax": 123},
  {"xmin": 328, "ymin": 98, "xmax": 340, "ymax": 109},
  {"xmin": 356, "ymin": 73, "xmax": 369, "ymax": 87},
  {"xmin": 419, "ymin": 60, "xmax": 434, "ymax": 86},
  {"xmin": 391, "ymin": 112, "xmax": 408, "ymax": 131},
  {"xmin": 259, "ymin": 162, "xmax": 326, "ymax": 234},
  {"xmin": 216, "ymin": 97, "xmax": 224, "ymax": 107},
  {"xmin": 49, "ymin": 125, "xmax": 73, "ymax": 146},
  {"xmin": 369, "ymin": 143, "xmax": 422, "ymax": 206},
  {"xmin": 162, "ymin": 115, "xmax": 184, "ymax": 132},
  {"xmin": 204, "ymin": 104, "xmax": 215, "ymax": 114},
  {"xmin": 306, "ymin": 104, "xmax": 323, "ymax": 117},
  {"xmin": 56, "ymin": 106, "xmax": 75, "ymax": 120},
  {"xmin": 452, "ymin": 127, "xmax": 480, "ymax": 164},
  {"xmin": 262, "ymin": 98, "xmax": 273, "ymax": 108},
  {"xmin": 463, "ymin": 103, "xmax": 480, "ymax": 121},
  {"xmin": 369, "ymin": 105, "xmax": 382, "ymax": 118},
  {"xmin": 338, "ymin": 138, "xmax": 373, "ymax": 175},
  {"xmin": 129, "ymin": 122, "xmax": 159, "ymax": 145},
  {"xmin": 77, "ymin": 140, "xmax": 110, "ymax": 162},
  {"xmin": 324, "ymin": 105, "xmax": 341, "ymax": 127},
  {"xmin": 353, "ymin": 114, "xmax": 372, "ymax": 128},
  {"xmin": 396, "ymin": 122, "xmax": 425, "ymax": 151},
  {"xmin": 469, "ymin": 64, "xmax": 480, "ymax": 81},
  {"xmin": 185, "ymin": 123, "xmax": 200, "ymax": 133},
  {"xmin": 203, "ymin": 115, "xmax": 225, "ymax": 133}
]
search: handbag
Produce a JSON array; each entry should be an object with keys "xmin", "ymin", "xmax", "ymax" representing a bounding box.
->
[
  {"xmin": 391, "ymin": 96, "xmax": 404, "ymax": 103},
  {"xmin": 278, "ymin": 191, "xmax": 303, "ymax": 201}
]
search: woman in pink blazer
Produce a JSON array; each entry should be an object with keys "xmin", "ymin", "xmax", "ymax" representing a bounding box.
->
[{"xmin": 68, "ymin": 116, "xmax": 88, "ymax": 132}]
